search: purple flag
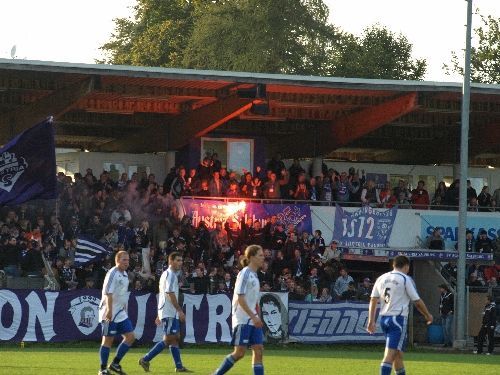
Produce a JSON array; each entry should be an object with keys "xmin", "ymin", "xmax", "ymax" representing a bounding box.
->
[{"xmin": 0, "ymin": 118, "xmax": 56, "ymax": 205}]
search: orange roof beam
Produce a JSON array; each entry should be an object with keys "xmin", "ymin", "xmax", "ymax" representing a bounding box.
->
[{"xmin": 326, "ymin": 92, "xmax": 418, "ymax": 152}]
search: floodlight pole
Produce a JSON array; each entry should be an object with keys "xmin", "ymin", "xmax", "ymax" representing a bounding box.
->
[{"xmin": 454, "ymin": 0, "xmax": 473, "ymax": 350}]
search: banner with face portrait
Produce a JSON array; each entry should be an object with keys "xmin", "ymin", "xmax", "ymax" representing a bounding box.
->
[{"xmin": 258, "ymin": 292, "xmax": 289, "ymax": 343}]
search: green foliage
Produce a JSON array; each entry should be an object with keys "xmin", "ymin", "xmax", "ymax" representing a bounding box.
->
[
  {"xmin": 445, "ymin": 13, "xmax": 500, "ymax": 84},
  {"xmin": 334, "ymin": 25, "xmax": 427, "ymax": 80},
  {"xmin": 99, "ymin": 0, "xmax": 426, "ymax": 80}
]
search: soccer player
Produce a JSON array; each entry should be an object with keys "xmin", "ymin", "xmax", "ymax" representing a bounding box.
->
[
  {"xmin": 98, "ymin": 251, "xmax": 135, "ymax": 375},
  {"xmin": 212, "ymin": 244, "xmax": 265, "ymax": 375},
  {"xmin": 139, "ymin": 252, "xmax": 190, "ymax": 372},
  {"xmin": 367, "ymin": 255, "xmax": 433, "ymax": 375}
]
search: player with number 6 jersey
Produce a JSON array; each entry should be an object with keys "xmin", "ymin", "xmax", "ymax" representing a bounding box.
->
[{"xmin": 367, "ymin": 255, "xmax": 433, "ymax": 375}]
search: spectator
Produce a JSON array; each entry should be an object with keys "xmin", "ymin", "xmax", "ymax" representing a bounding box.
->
[
  {"xmin": 477, "ymin": 186, "xmax": 492, "ymax": 211},
  {"xmin": 318, "ymin": 287, "xmax": 333, "ymax": 303},
  {"xmin": 475, "ymin": 229, "xmax": 497, "ymax": 254},
  {"xmin": 333, "ymin": 268, "xmax": 354, "ymax": 299},
  {"xmin": 411, "ymin": 180, "xmax": 430, "ymax": 209},
  {"xmin": 357, "ymin": 278, "xmax": 373, "ymax": 302},
  {"xmin": 340, "ymin": 281, "xmax": 357, "ymax": 301},
  {"xmin": 426, "ymin": 228, "xmax": 445, "ymax": 250},
  {"xmin": 304, "ymin": 284, "xmax": 319, "ymax": 302}
]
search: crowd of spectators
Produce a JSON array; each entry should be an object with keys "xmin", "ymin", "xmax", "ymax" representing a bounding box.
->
[
  {"xmin": 166, "ymin": 153, "xmax": 500, "ymax": 212},
  {"xmin": 0, "ymin": 154, "xmax": 499, "ymax": 301}
]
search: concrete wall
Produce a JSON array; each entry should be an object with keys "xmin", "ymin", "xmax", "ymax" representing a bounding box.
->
[{"xmin": 56, "ymin": 152, "xmax": 168, "ymax": 183}]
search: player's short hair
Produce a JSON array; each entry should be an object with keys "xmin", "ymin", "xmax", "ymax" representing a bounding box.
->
[
  {"xmin": 115, "ymin": 250, "xmax": 129, "ymax": 263},
  {"xmin": 393, "ymin": 255, "xmax": 410, "ymax": 269},
  {"xmin": 169, "ymin": 251, "xmax": 182, "ymax": 263}
]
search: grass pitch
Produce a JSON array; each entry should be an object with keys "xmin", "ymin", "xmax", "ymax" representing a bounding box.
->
[{"xmin": 0, "ymin": 345, "xmax": 499, "ymax": 375}]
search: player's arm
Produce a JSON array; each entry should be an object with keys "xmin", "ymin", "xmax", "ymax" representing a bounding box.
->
[
  {"xmin": 166, "ymin": 292, "xmax": 185, "ymax": 322},
  {"xmin": 406, "ymin": 277, "xmax": 433, "ymax": 324},
  {"xmin": 105, "ymin": 293, "xmax": 113, "ymax": 321},
  {"xmin": 237, "ymin": 294, "xmax": 263, "ymax": 328},
  {"xmin": 367, "ymin": 297, "xmax": 379, "ymax": 334},
  {"xmin": 414, "ymin": 299, "xmax": 433, "ymax": 324}
]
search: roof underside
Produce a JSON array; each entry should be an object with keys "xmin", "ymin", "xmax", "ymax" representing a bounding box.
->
[{"xmin": 1, "ymin": 59, "xmax": 500, "ymax": 166}]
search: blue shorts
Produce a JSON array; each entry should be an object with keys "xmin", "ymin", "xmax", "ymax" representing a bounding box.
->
[
  {"xmin": 162, "ymin": 317, "xmax": 180, "ymax": 336},
  {"xmin": 101, "ymin": 318, "xmax": 134, "ymax": 337},
  {"xmin": 231, "ymin": 323, "xmax": 263, "ymax": 347},
  {"xmin": 380, "ymin": 315, "xmax": 408, "ymax": 352}
]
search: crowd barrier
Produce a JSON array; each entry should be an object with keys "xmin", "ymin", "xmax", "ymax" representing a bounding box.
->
[{"xmin": 0, "ymin": 289, "xmax": 384, "ymax": 344}]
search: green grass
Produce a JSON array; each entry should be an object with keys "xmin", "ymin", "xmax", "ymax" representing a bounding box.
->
[{"xmin": 0, "ymin": 345, "xmax": 499, "ymax": 375}]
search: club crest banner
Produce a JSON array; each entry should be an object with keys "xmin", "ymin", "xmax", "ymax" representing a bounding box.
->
[{"xmin": 333, "ymin": 205, "xmax": 397, "ymax": 248}]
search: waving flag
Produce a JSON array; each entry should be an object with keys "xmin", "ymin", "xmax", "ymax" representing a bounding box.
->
[
  {"xmin": 74, "ymin": 236, "xmax": 111, "ymax": 266},
  {"xmin": 0, "ymin": 118, "xmax": 56, "ymax": 205}
]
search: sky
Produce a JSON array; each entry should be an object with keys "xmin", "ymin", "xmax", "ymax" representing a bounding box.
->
[{"xmin": 1, "ymin": 0, "xmax": 500, "ymax": 82}]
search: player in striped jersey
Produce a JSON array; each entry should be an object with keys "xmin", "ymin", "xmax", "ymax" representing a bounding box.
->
[
  {"xmin": 367, "ymin": 255, "xmax": 433, "ymax": 375},
  {"xmin": 212, "ymin": 245, "xmax": 265, "ymax": 375},
  {"xmin": 98, "ymin": 251, "xmax": 134, "ymax": 375},
  {"xmin": 139, "ymin": 252, "xmax": 190, "ymax": 372}
]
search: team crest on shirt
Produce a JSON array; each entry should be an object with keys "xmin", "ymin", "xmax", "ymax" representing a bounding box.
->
[
  {"xmin": 0, "ymin": 151, "xmax": 28, "ymax": 192},
  {"xmin": 68, "ymin": 295, "xmax": 101, "ymax": 335}
]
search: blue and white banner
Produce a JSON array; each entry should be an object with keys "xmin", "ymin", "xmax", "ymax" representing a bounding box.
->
[
  {"xmin": 182, "ymin": 199, "xmax": 312, "ymax": 233},
  {"xmin": 419, "ymin": 213, "xmax": 500, "ymax": 249},
  {"xmin": 74, "ymin": 236, "xmax": 111, "ymax": 266},
  {"xmin": 387, "ymin": 250, "xmax": 493, "ymax": 262},
  {"xmin": 288, "ymin": 302, "xmax": 385, "ymax": 343},
  {"xmin": 333, "ymin": 204, "xmax": 397, "ymax": 248},
  {"xmin": 0, "ymin": 118, "xmax": 56, "ymax": 205}
]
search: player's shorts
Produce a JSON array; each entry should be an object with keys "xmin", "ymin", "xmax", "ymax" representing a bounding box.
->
[
  {"xmin": 162, "ymin": 317, "xmax": 180, "ymax": 336},
  {"xmin": 380, "ymin": 315, "xmax": 408, "ymax": 352},
  {"xmin": 231, "ymin": 323, "xmax": 264, "ymax": 347},
  {"xmin": 101, "ymin": 318, "xmax": 134, "ymax": 337}
]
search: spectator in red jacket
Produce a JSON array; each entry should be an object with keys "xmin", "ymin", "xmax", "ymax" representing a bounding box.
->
[{"xmin": 411, "ymin": 180, "xmax": 430, "ymax": 209}]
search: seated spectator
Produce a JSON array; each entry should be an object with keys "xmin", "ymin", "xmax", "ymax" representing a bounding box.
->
[
  {"xmin": 426, "ymin": 228, "xmax": 445, "ymax": 250},
  {"xmin": 340, "ymin": 281, "xmax": 358, "ymax": 301},
  {"xmin": 304, "ymin": 284, "xmax": 319, "ymax": 302},
  {"xmin": 455, "ymin": 230, "xmax": 475, "ymax": 252},
  {"xmin": 357, "ymin": 278, "xmax": 373, "ymax": 302},
  {"xmin": 333, "ymin": 268, "xmax": 354, "ymax": 299},
  {"xmin": 318, "ymin": 287, "xmax": 333, "ymax": 303},
  {"xmin": 323, "ymin": 240, "xmax": 342, "ymax": 262},
  {"xmin": 475, "ymin": 229, "xmax": 497, "ymax": 253}
]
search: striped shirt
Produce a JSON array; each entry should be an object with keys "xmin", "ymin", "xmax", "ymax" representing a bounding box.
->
[
  {"xmin": 99, "ymin": 266, "xmax": 129, "ymax": 323},
  {"xmin": 232, "ymin": 266, "xmax": 260, "ymax": 327}
]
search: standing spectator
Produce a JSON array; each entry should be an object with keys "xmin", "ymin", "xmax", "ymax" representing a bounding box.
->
[
  {"xmin": 262, "ymin": 173, "xmax": 280, "ymax": 199},
  {"xmin": 467, "ymin": 180, "xmax": 478, "ymax": 202},
  {"xmin": 310, "ymin": 230, "xmax": 325, "ymax": 256},
  {"xmin": 360, "ymin": 180, "xmax": 379, "ymax": 207},
  {"xmin": 492, "ymin": 186, "xmax": 500, "ymax": 208},
  {"xmin": 334, "ymin": 172, "xmax": 354, "ymax": 203},
  {"xmin": 438, "ymin": 284, "xmax": 454, "ymax": 347},
  {"xmin": 473, "ymin": 295, "xmax": 497, "ymax": 355},
  {"xmin": 209, "ymin": 171, "xmax": 225, "ymax": 197},
  {"xmin": 433, "ymin": 181, "xmax": 448, "ymax": 207},
  {"xmin": 411, "ymin": 180, "xmax": 430, "ymax": 209},
  {"xmin": 477, "ymin": 186, "xmax": 492, "ymax": 211},
  {"xmin": 170, "ymin": 167, "xmax": 188, "ymax": 199},
  {"xmin": 333, "ymin": 268, "xmax": 354, "ymax": 299},
  {"xmin": 1, "ymin": 236, "xmax": 21, "ymax": 276},
  {"xmin": 211, "ymin": 153, "xmax": 222, "ymax": 173}
]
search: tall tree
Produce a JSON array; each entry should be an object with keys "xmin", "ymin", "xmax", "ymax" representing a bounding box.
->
[
  {"xmin": 333, "ymin": 25, "xmax": 426, "ymax": 80},
  {"xmin": 445, "ymin": 13, "xmax": 500, "ymax": 84},
  {"xmin": 182, "ymin": 0, "xmax": 339, "ymax": 75},
  {"xmin": 99, "ymin": 1, "xmax": 426, "ymax": 80},
  {"xmin": 98, "ymin": 0, "xmax": 205, "ymax": 67}
]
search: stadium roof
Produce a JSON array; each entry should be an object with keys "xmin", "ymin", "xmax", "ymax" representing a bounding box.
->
[{"xmin": 1, "ymin": 58, "xmax": 500, "ymax": 166}]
